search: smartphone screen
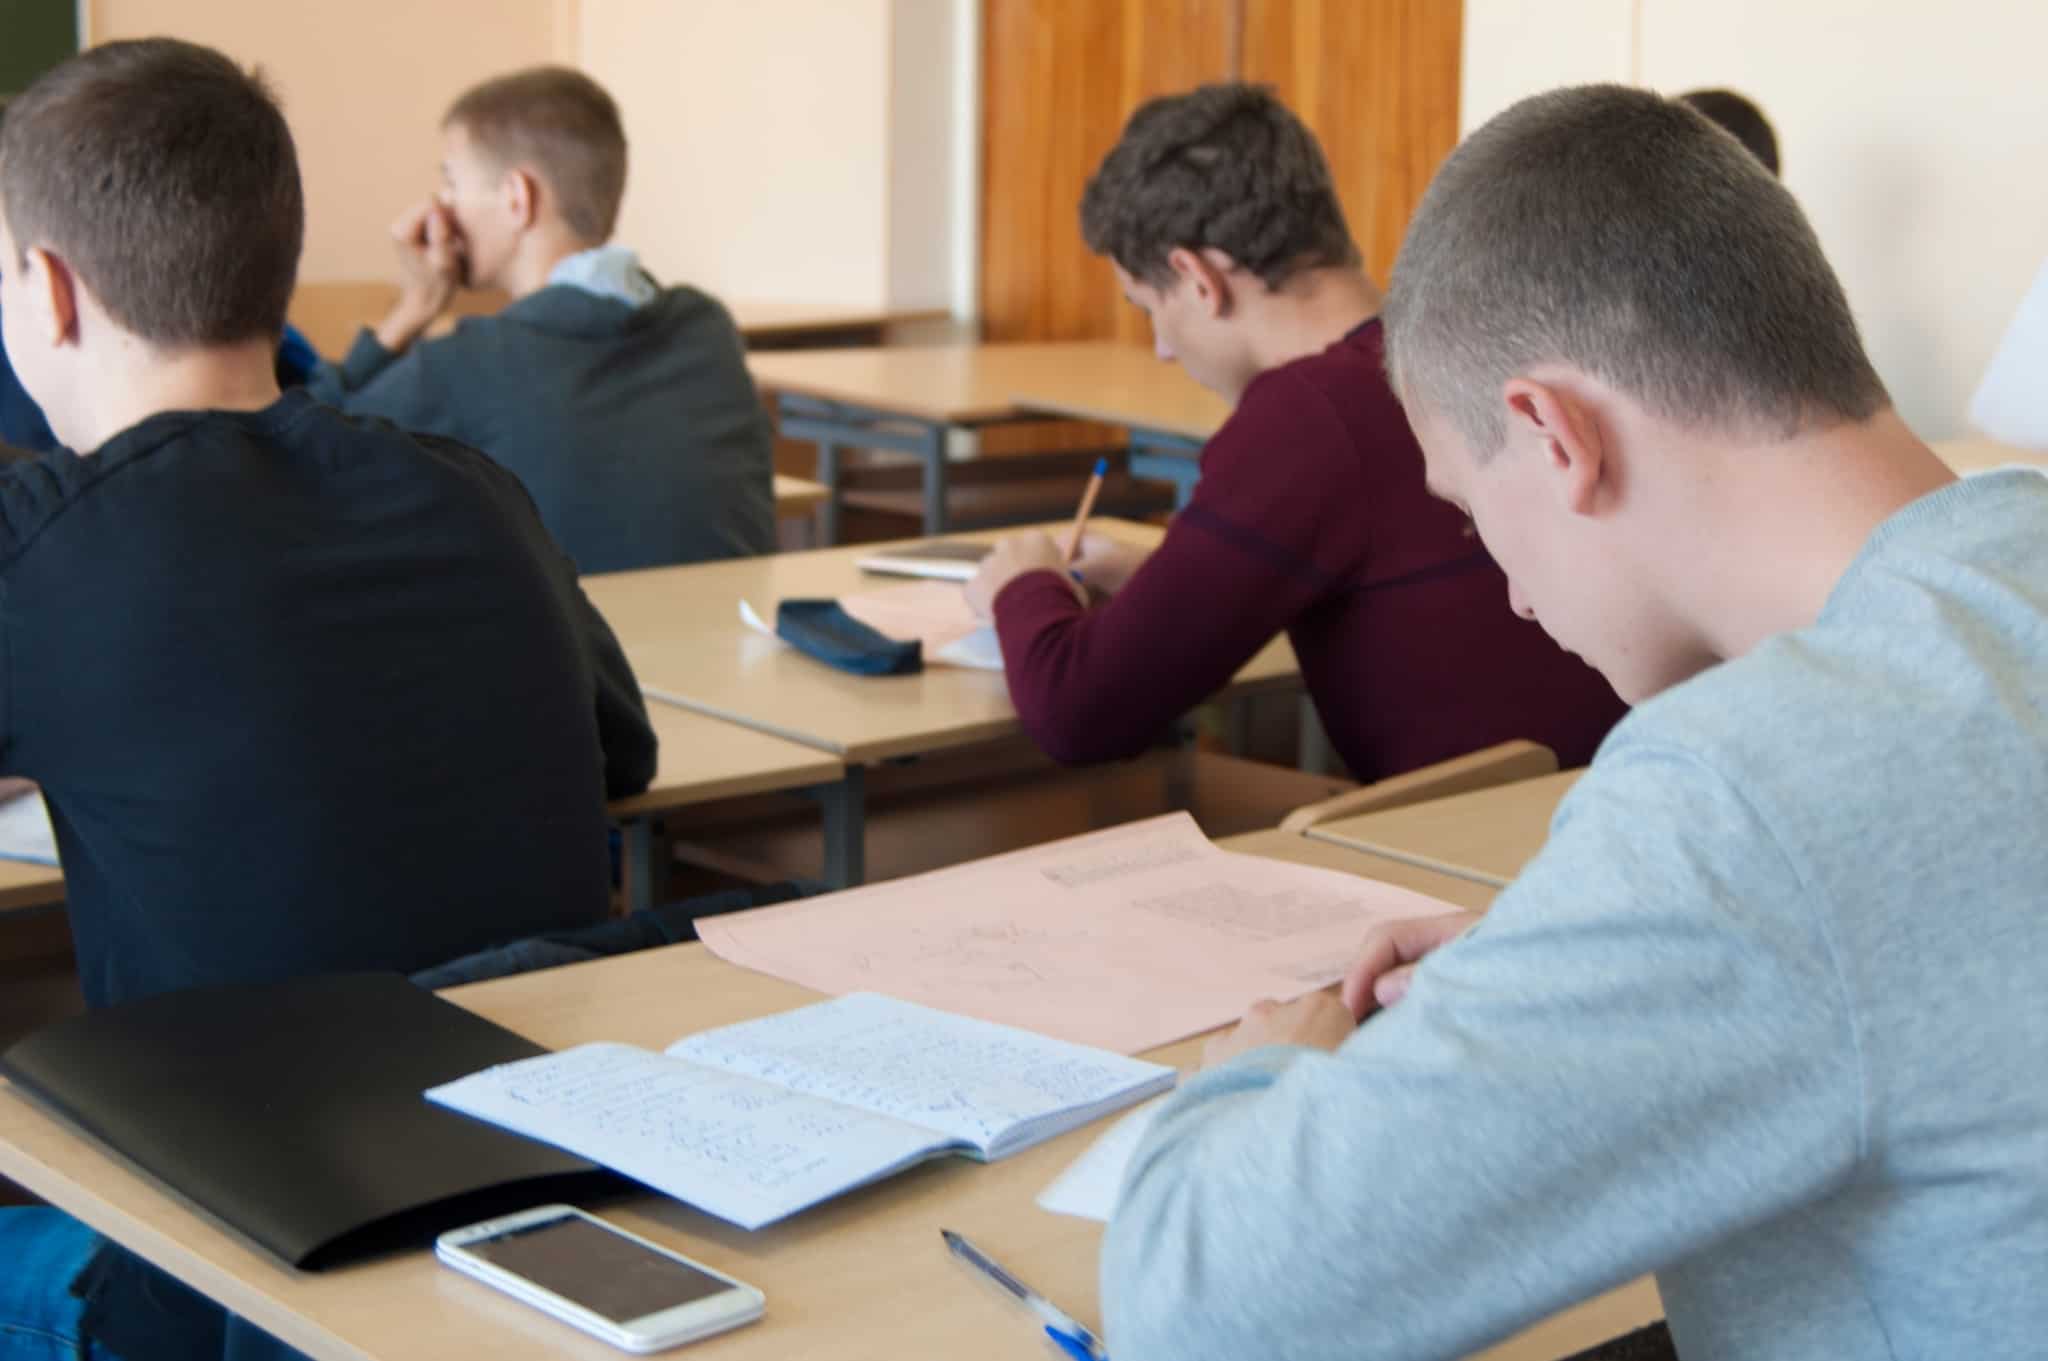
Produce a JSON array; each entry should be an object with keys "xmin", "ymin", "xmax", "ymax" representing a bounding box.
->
[{"xmin": 464, "ymin": 1216, "xmax": 735, "ymax": 1323}]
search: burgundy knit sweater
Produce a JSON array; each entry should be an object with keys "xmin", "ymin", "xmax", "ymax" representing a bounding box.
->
[{"xmin": 991, "ymin": 320, "xmax": 1627, "ymax": 780}]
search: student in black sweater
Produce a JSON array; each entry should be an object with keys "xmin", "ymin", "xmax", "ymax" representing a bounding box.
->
[
  {"xmin": 307, "ymin": 67, "xmax": 775, "ymax": 574},
  {"xmin": 0, "ymin": 38, "xmax": 658, "ymax": 1357}
]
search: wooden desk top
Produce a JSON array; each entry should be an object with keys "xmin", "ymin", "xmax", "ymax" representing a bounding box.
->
[
  {"xmin": 0, "ymin": 831, "xmax": 1655, "ymax": 1361},
  {"xmin": 770, "ymin": 474, "xmax": 831, "ymax": 518},
  {"xmin": 0, "ymin": 857, "xmax": 63, "ymax": 914},
  {"xmin": 585, "ymin": 521, "xmax": 1300, "ymax": 764},
  {"xmin": 746, "ymin": 342, "xmax": 1175, "ymax": 426},
  {"xmin": 1930, "ymin": 436, "xmax": 2048, "ymax": 476},
  {"xmin": 1308, "ymin": 769, "xmax": 1584, "ymax": 888},
  {"xmin": 611, "ymin": 705, "xmax": 843, "ymax": 818},
  {"xmin": 1011, "ymin": 353, "xmax": 1229, "ymax": 444},
  {"xmin": 727, "ymin": 302, "xmax": 949, "ymax": 342}
]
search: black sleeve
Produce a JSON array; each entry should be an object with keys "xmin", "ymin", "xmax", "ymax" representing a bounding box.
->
[{"xmin": 578, "ymin": 585, "xmax": 658, "ymax": 799}]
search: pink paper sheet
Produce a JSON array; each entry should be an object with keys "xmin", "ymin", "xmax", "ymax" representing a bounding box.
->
[{"xmin": 696, "ymin": 813, "xmax": 1464, "ymax": 1054}]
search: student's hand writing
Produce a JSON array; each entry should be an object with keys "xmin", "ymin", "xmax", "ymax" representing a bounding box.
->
[
  {"xmin": 1069, "ymin": 533, "xmax": 1150, "ymax": 597},
  {"xmin": 0, "ymin": 777, "xmax": 37, "ymax": 804},
  {"xmin": 963, "ymin": 532, "xmax": 1085, "ymax": 618},
  {"xmin": 1339, "ymin": 911, "xmax": 1481, "ymax": 1019},
  {"xmin": 1202, "ymin": 990, "xmax": 1356, "ymax": 1067},
  {"xmin": 376, "ymin": 199, "xmax": 464, "ymax": 353}
]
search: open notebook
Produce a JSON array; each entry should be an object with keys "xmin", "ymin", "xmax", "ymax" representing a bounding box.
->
[
  {"xmin": 0, "ymin": 791, "xmax": 58, "ymax": 866},
  {"xmin": 427, "ymin": 992, "xmax": 1175, "ymax": 1231}
]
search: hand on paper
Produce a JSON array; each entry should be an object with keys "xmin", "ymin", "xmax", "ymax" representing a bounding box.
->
[
  {"xmin": 0, "ymin": 778, "xmax": 35, "ymax": 804},
  {"xmin": 1201, "ymin": 990, "xmax": 1355, "ymax": 1067},
  {"xmin": 1339, "ymin": 911, "xmax": 1481, "ymax": 1019},
  {"xmin": 1069, "ymin": 532, "xmax": 1150, "ymax": 597},
  {"xmin": 964, "ymin": 531, "xmax": 1084, "ymax": 618},
  {"xmin": 376, "ymin": 198, "xmax": 464, "ymax": 353}
]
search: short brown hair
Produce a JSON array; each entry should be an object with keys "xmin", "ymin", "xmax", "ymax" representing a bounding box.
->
[
  {"xmin": 0, "ymin": 39, "xmax": 303, "ymax": 346},
  {"xmin": 1679, "ymin": 89, "xmax": 1780, "ymax": 176},
  {"xmin": 1080, "ymin": 83, "xmax": 1359, "ymax": 292},
  {"xmin": 445, "ymin": 67, "xmax": 627, "ymax": 243},
  {"xmin": 1385, "ymin": 85, "xmax": 1886, "ymax": 456}
]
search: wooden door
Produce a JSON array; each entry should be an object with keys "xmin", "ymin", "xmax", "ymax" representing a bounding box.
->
[{"xmin": 980, "ymin": 0, "xmax": 1463, "ymax": 342}]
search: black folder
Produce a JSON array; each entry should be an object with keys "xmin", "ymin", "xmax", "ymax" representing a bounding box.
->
[{"xmin": 0, "ymin": 972, "xmax": 617, "ymax": 1269}]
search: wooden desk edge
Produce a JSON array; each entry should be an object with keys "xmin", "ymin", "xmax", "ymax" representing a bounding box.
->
[
  {"xmin": 1010, "ymin": 393, "xmax": 1218, "ymax": 445},
  {"xmin": 1299, "ymin": 826, "xmax": 1515, "ymax": 890}
]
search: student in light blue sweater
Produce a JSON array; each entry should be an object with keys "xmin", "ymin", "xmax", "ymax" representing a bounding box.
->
[{"xmin": 1101, "ymin": 85, "xmax": 2048, "ymax": 1360}]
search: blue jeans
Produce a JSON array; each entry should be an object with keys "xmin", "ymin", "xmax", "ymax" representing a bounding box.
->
[
  {"xmin": 0, "ymin": 1209, "xmax": 309, "ymax": 1361},
  {"xmin": 0, "ymin": 1207, "xmax": 121, "ymax": 1360}
]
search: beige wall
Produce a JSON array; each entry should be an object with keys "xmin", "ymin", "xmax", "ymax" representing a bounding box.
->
[
  {"xmin": 581, "ymin": 0, "xmax": 891, "ymax": 308},
  {"xmin": 580, "ymin": 0, "xmax": 967, "ymax": 313},
  {"xmin": 87, "ymin": 0, "xmax": 568, "ymax": 283},
  {"xmin": 1461, "ymin": 0, "xmax": 2048, "ymax": 440},
  {"xmin": 84, "ymin": 0, "xmax": 971, "ymax": 314}
]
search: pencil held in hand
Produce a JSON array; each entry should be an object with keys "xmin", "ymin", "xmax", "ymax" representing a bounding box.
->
[{"xmin": 1063, "ymin": 458, "xmax": 1110, "ymax": 564}]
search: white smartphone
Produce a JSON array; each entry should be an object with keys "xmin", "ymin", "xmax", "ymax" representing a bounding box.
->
[{"xmin": 435, "ymin": 1205, "xmax": 764, "ymax": 1352}]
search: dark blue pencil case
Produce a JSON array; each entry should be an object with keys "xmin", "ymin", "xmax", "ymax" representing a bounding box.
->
[{"xmin": 776, "ymin": 600, "xmax": 923, "ymax": 676}]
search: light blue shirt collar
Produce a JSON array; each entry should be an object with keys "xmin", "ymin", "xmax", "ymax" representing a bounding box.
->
[{"xmin": 547, "ymin": 245, "xmax": 658, "ymax": 308}]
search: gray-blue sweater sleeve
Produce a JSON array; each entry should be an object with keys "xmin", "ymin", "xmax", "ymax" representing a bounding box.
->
[
  {"xmin": 1101, "ymin": 744, "xmax": 1866, "ymax": 1361},
  {"xmin": 302, "ymin": 327, "xmax": 455, "ymax": 433}
]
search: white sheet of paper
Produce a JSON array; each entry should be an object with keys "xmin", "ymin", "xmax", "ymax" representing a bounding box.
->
[
  {"xmin": 1036, "ymin": 1095, "xmax": 1170, "ymax": 1222},
  {"xmin": 0, "ymin": 792, "xmax": 59, "ymax": 866}
]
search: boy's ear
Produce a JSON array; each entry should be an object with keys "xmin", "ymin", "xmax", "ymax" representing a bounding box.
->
[
  {"xmin": 501, "ymin": 168, "xmax": 538, "ymax": 230},
  {"xmin": 26, "ymin": 246, "xmax": 82, "ymax": 348},
  {"xmin": 1501, "ymin": 376, "xmax": 1610, "ymax": 517},
  {"xmin": 1162, "ymin": 246, "xmax": 1238, "ymax": 320}
]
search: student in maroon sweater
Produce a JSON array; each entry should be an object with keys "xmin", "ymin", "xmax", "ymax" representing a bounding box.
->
[{"xmin": 964, "ymin": 84, "xmax": 1625, "ymax": 780}]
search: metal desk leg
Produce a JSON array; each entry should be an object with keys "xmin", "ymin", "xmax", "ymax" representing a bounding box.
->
[
  {"xmin": 1298, "ymin": 695, "xmax": 1337, "ymax": 775},
  {"xmin": 1128, "ymin": 431, "xmax": 1204, "ymax": 512},
  {"xmin": 920, "ymin": 426, "xmax": 949, "ymax": 536},
  {"xmin": 620, "ymin": 817, "xmax": 660, "ymax": 916},
  {"xmin": 812, "ymin": 766, "xmax": 867, "ymax": 888},
  {"xmin": 1226, "ymin": 697, "xmax": 1254, "ymax": 757},
  {"xmin": 813, "ymin": 438, "xmax": 843, "ymax": 546}
]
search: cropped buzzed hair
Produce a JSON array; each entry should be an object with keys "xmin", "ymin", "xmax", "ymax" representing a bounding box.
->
[
  {"xmin": 0, "ymin": 39, "xmax": 304, "ymax": 346},
  {"xmin": 1385, "ymin": 85, "xmax": 1887, "ymax": 457},
  {"xmin": 446, "ymin": 67, "xmax": 627, "ymax": 243},
  {"xmin": 1679, "ymin": 89, "xmax": 1780, "ymax": 176},
  {"xmin": 1080, "ymin": 83, "xmax": 1359, "ymax": 292}
]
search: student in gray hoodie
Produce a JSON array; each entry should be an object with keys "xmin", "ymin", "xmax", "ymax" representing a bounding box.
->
[
  {"xmin": 1101, "ymin": 85, "xmax": 2048, "ymax": 1361},
  {"xmin": 309, "ymin": 67, "xmax": 772, "ymax": 574}
]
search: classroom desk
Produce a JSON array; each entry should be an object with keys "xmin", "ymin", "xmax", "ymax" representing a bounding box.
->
[
  {"xmin": 612, "ymin": 704, "xmax": 845, "ymax": 912},
  {"xmin": 728, "ymin": 302, "xmax": 949, "ymax": 350},
  {"xmin": 770, "ymin": 473, "xmax": 831, "ymax": 520},
  {"xmin": 0, "ymin": 831, "xmax": 1657, "ymax": 1361},
  {"xmin": 584, "ymin": 520, "xmax": 1301, "ymax": 884},
  {"xmin": 1011, "ymin": 357, "xmax": 1228, "ymax": 510},
  {"xmin": 1306, "ymin": 768, "xmax": 1584, "ymax": 888},
  {"xmin": 0, "ymin": 708, "xmax": 840, "ymax": 921},
  {"xmin": 286, "ymin": 287, "xmax": 944, "ymax": 362},
  {"xmin": 1930, "ymin": 436, "xmax": 2048, "ymax": 476},
  {"xmin": 747, "ymin": 342, "xmax": 1185, "ymax": 541},
  {"xmin": 0, "ymin": 858, "xmax": 64, "ymax": 915}
]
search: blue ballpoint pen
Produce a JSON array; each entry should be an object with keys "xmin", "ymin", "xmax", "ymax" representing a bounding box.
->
[{"xmin": 941, "ymin": 1228, "xmax": 1109, "ymax": 1361}]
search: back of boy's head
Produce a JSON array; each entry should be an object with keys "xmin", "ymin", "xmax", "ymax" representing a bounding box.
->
[
  {"xmin": 1678, "ymin": 88, "xmax": 1780, "ymax": 176},
  {"xmin": 1080, "ymin": 82, "xmax": 1359, "ymax": 292},
  {"xmin": 445, "ymin": 67, "xmax": 627, "ymax": 243},
  {"xmin": 0, "ymin": 38, "xmax": 303, "ymax": 347},
  {"xmin": 1385, "ymin": 84, "xmax": 1886, "ymax": 458}
]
